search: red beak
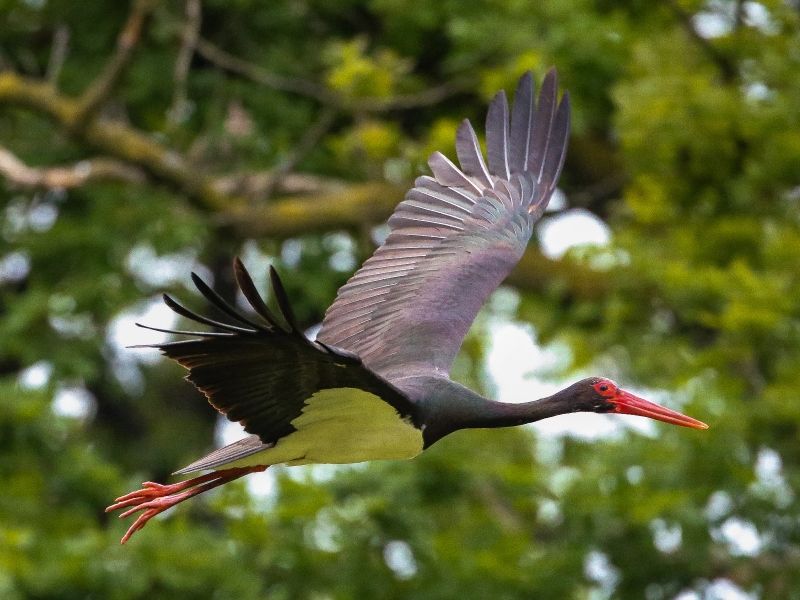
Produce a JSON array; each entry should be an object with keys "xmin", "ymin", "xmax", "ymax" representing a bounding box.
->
[{"xmin": 613, "ymin": 390, "xmax": 708, "ymax": 430}]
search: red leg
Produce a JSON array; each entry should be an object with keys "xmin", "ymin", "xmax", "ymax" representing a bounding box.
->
[{"xmin": 106, "ymin": 465, "xmax": 267, "ymax": 544}]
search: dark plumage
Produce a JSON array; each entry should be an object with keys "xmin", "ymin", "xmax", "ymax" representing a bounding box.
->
[{"xmin": 107, "ymin": 70, "xmax": 707, "ymax": 544}]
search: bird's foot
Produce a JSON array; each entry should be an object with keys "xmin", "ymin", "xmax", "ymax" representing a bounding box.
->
[{"xmin": 106, "ymin": 465, "xmax": 267, "ymax": 544}]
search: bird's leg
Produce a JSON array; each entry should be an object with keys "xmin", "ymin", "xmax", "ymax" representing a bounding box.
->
[{"xmin": 105, "ymin": 465, "xmax": 267, "ymax": 544}]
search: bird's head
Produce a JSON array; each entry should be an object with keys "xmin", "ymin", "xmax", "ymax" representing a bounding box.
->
[{"xmin": 574, "ymin": 377, "xmax": 708, "ymax": 430}]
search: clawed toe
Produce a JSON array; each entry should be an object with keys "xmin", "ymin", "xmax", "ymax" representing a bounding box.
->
[
  {"xmin": 106, "ymin": 484, "xmax": 191, "ymax": 543},
  {"xmin": 108, "ymin": 484, "xmax": 176, "ymax": 511},
  {"xmin": 107, "ymin": 466, "xmax": 267, "ymax": 544}
]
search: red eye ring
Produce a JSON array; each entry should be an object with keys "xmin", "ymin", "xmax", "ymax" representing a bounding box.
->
[{"xmin": 594, "ymin": 381, "xmax": 614, "ymax": 396}]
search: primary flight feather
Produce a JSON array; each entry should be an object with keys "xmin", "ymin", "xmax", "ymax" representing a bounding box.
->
[{"xmin": 108, "ymin": 70, "xmax": 706, "ymax": 544}]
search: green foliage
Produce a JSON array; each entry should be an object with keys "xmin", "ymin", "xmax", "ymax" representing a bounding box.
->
[{"xmin": 2, "ymin": 0, "xmax": 800, "ymax": 598}]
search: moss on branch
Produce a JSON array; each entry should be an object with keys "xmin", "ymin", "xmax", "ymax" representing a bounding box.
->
[{"xmin": 0, "ymin": 71, "xmax": 235, "ymax": 211}]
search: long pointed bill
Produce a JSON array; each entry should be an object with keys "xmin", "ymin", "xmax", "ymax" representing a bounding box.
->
[{"xmin": 613, "ymin": 391, "xmax": 708, "ymax": 430}]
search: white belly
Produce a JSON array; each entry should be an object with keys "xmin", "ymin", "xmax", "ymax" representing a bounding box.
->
[{"xmin": 224, "ymin": 388, "xmax": 424, "ymax": 468}]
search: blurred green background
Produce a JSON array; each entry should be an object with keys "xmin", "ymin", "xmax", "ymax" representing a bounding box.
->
[{"xmin": 2, "ymin": 1, "xmax": 800, "ymax": 598}]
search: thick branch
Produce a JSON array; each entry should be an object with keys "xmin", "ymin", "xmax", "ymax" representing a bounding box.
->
[
  {"xmin": 0, "ymin": 71, "xmax": 232, "ymax": 211},
  {"xmin": 0, "ymin": 145, "xmax": 146, "ymax": 189},
  {"xmin": 0, "ymin": 72, "xmax": 363, "ymax": 212},
  {"xmin": 212, "ymin": 171, "xmax": 340, "ymax": 198},
  {"xmin": 80, "ymin": 117, "xmax": 232, "ymax": 209},
  {"xmin": 218, "ymin": 182, "xmax": 400, "ymax": 237},
  {"xmin": 0, "ymin": 73, "xmax": 75, "ymax": 123}
]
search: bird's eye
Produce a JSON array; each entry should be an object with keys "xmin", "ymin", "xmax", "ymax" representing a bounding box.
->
[{"xmin": 593, "ymin": 381, "xmax": 614, "ymax": 396}]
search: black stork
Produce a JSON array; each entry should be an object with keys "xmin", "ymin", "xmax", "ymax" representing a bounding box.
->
[{"xmin": 107, "ymin": 70, "xmax": 707, "ymax": 543}]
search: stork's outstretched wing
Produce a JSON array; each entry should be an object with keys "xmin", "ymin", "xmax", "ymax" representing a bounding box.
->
[
  {"xmin": 318, "ymin": 70, "xmax": 570, "ymax": 379},
  {"xmin": 138, "ymin": 258, "xmax": 418, "ymax": 472}
]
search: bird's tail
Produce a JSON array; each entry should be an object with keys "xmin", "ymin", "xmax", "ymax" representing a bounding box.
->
[{"xmin": 173, "ymin": 434, "xmax": 269, "ymax": 474}]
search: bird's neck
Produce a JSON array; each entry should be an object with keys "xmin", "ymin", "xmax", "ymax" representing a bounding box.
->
[
  {"xmin": 414, "ymin": 378, "xmax": 575, "ymax": 447},
  {"xmin": 455, "ymin": 393, "xmax": 571, "ymax": 429}
]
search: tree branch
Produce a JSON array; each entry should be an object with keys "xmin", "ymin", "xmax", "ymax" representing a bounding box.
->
[
  {"xmin": 73, "ymin": 0, "xmax": 155, "ymax": 124},
  {"xmin": 343, "ymin": 79, "xmax": 469, "ymax": 112},
  {"xmin": 0, "ymin": 73, "xmax": 75, "ymax": 123},
  {"xmin": 0, "ymin": 71, "xmax": 232, "ymax": 211},
  {"xmin": 212, "ymin": 171, "xmax": 340, "ymax": 198},
  {"xmin": 217, "ymin": 182, "xmax": 401, "ymax": 237},
  {"xmin": 45, "ymin": 24, "xmax": 70, "ymax": 85},
  {"xmin": 195, "ymin": 36, "xmax": 468, "ymax": 112},
  {"xmin": 168, "ymin": 0, "xmax": 202, "ymax": 125},
  {"xmin": 0, "ymin": 144, "xmax": 146, "ymax": 189},
  {"xmin": 194, "ymin": 37, "xmax": 334, "ymax": 103}
]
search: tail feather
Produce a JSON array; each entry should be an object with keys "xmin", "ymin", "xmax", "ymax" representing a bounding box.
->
[{"xmin": 174, "ymin": 435, "xmax": 270, "ymax": 474}]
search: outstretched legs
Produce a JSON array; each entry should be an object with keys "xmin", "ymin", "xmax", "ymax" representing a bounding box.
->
[{"xmin": 106, "ymin": 465, "xmax": 268, "ymax": 544}]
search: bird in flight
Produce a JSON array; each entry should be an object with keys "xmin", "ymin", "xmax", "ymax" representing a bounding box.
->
[{"xmin": 107, "ymin": 70, "xmax": 707, "ymax": 544}]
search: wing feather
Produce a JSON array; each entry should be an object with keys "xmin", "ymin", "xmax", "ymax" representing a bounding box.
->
[
  {"xmin": 541, "ymin": 91, "xmax": 571, "ymax": 194},
  {"xmin": 509, "ymin": 72, "xmax": 535, "ymax": 173},
  {"xmin": 428, "ymin": 152, "xmax": 482, "ymax": 193},
  {"xmin": 527, "ymin": 68, "xmax": 557, "ymax": 183},
  {"xmin": 456, "ymin": 119, "xmax": 493, "ymax": 188},
  {"xmin": 143, "ymin": 261, "xmax": 418, "ymax": 451},
  {"xmin": 486, "ymin": 90, "xmax": 511, "ymax": 180},
  {"xmin": 318, "ymin": 71, "xmax": 570, "ymax": 379}
]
